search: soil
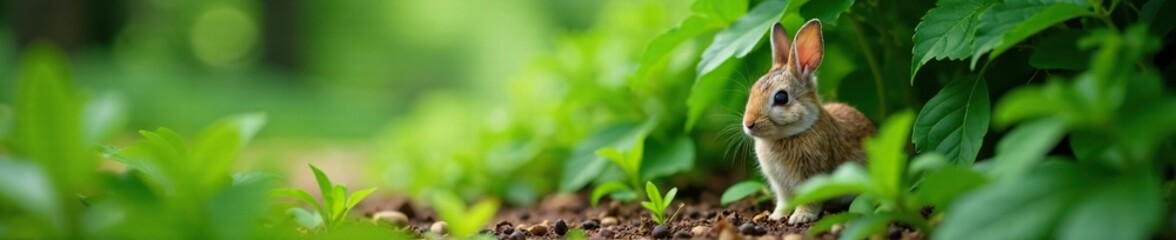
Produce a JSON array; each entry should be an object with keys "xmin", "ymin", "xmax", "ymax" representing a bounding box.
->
[{"xmin": 361, "ymin": 192, "xmax": 926, "ymax": 240}]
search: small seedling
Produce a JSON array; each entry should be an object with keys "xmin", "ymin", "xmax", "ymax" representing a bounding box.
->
[
  {"xmin": 274, "ymin": 164, "xmax": 376, "ymax": 229},
  {"xmin": 431, "ymin": 191, "xmax": 500, "ymax": 238},
  {"xmin": 640, "ymin": 181, "xmax": 678, "ymax": 225}
]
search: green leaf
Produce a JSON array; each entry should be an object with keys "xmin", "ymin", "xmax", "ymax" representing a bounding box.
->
[
  {"xmin": 910, "ymin": 0, "xmax": 995, "ymax": 81},
  {"xmin": 208, "ymin": 178, "xmax": 270, "ymax": 239},
  {"xmin": 308, "ymin": 164, "xmax": 334, "ymax": 212},
  {"xmin": 330, "ymin": 185, "xmax": 347, "ymax": 223},
  {"xmin": 807, "ymin": 212, "xmax": 858, "ymax": 237},
  {"xmin": 346, "ymin": 188, "xmax": 377, "ymax": 213},
  {"xmin": 640, "ymin": 136, "xmax": 695, "ymax": 180},
  {"xmin": 560, "ymin": 123, "xmax": 641, "ymax": 192},
  {"xmin": 12, "ymin": 43, "xmax": 90, "ymax": 191},
  {"xmin": 461, "ymin": 198, "xmax": 501, "ymax": 238},
  {"xmin": 190, "ymin": 113, "xmax": 266, "ymax": 187},
  {"xmin": 1028, "ymin": 30, "xmax": 1091, "ymax": 70},
  {"xmin": 271, "ymin": 188, "xmax": 325, "ymax": 215},
  {"xmin": 848, "ymin": 195, "xmax": 876, "ymax": 214},
  {"xmin": 287, "ymin": 207, "xmax": 323, "ymax": 229},
  {"xmin": 935, "ymin": 162, "xmax": 1090, "ymax": 240},
  {"xmin": 790, "ymin": 164, "xmax": 871, "ymax": 206},
  {"xmin": 590, "ymin": 181, "xmax": 633, "ymax": 206},
  {"xmin": 913, "ymin": 167, "xmax": 988, "ymax": 211},
  {"xmin": 907, "ymin": 152, "xmax": 949, "ymax": 175},
  {"xmin": 720, "ymin": 180, "xmax": 768, "ymax": 206},
  {"xmin": 82, "ymin": 92, "xmax": 126, "ymax": 146},
  {"xmin": 645, "ymin": 181, "xmax": 663, "ymax": 207},
  {"xmin": 0, "ymin": 160, "xmax": 64, "ymax": 233},
  {"xmin": 633, "ymin": 0, "xmax": 747, "ymax": 89},
  {"xmin": 662, "ymin": 187, "xmax": 678, "ymax": 209},
  {"xmin": 697, "ymin": 0, "xmax": 789, "ymax": 76},
  {"xmin": 989, "ymin": 119, "xmax": 1066, "ymax": 180},
  {"xmin": 971, "ymin": 0, "xmax": 1091, "ymax": 68},
  {"xmin": 686, "ymin": 58, "xmax": 743, "ymax": 130},
  {"xmin": 865, "ymin": 110, "xmax": 915, "ymax": 200},
  {"xmin": 1057, "ymin": 171, "xmax": 1164, "ymax": 240},
  {"xmin": 838, "ymin": 214, "xmax": 892, "ymax": 240},
  {"xmin": 912, "ymin": 76, "xmax": 990, "ymax": 165},
  {"xmin": 800, "ymin": 0, "xmax": 853, "ymax": 26}
]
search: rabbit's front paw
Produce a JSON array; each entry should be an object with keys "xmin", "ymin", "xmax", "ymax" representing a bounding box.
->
[
  {"xmin": 769, "ymin": 211, "xmax": 787, "ymax": 221},
  {"xmin": 786, "ymin": 209, "xmax": 819, "ymax": 224}
]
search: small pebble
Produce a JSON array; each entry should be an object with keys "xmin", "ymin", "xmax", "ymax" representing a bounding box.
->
[
  {"xmin": 508, "ymin": 231, "xmax": 525, "ymax": 240},
  {"xmin": 518, "ymin": 212, "xmax": 531, "ymax": 221},
  {"xmin": 371, "ymin": 211, "xmax": 409, "ymax": 227},
  {"xmin": 706, "ymin": 210, "xmax": 717, "ymax": 219},
  {"xmin": 498, "ymin": 224, "xmax": 514, "ymax": 235},
  {"xmin": 783, "ymin": 233, "xmax": 804, "ymax": 240},
  {"xmin": 753, "ymin": 211, "xmax": 770, "ymax": 223},
  {"xmin": 599, "ymin": 227, "xmax": 615, "ymax": 238},
  {"xmin": 581, "ymin": 219, "xmax": 600, "ymax": 230},
  {"xmin": 691, "ymin": 226, "xmax": 711, "ymax": 236},
  {"xmin": 601, "ymin": 217, "xmax": 618, "ymax": 227},
  {"xmin": 689, "ymin": 210, "xmax": 702, "ymax": 219},
  {"xmin": 529, "ymin": 224, "xmax": 549, "ymax": 236},
  {"xmin": 754, "ymin": 226, "xmax": 767, "ymax": 235},
  {"xmin": 674, "ymin": 231, "xmax": 693, "ymax": 239},
  {"xmin": 430, "ymin": 221, "xmax": 448, "ymax": 235},
  {"xmin": 739, "ymin": 223, "xmax": 760, "ymax": 236},
  {"xmin": 831, "ymin": 223, "xmax": 844, "ymax": 234},
  {"xmin": 554, "ymin": 219, "xmax": 569, "ymax": 235},
  {"xmin": 652, "ymin": 225, "xmax": 671, "ymax": 239},
  {"xmin": 516, "ymin": 224, "xmax": 528, "ymax": 232}
]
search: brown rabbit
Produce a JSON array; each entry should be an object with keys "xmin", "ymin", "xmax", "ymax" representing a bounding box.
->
[{"xmin": 742, "ymin": 19, "xmax": 875, "ymax": 224}]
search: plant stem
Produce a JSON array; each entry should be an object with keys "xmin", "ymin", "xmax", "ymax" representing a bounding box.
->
[{"xmin": 848, "ymin": 16, "xmax": 889, "ymax": 116}]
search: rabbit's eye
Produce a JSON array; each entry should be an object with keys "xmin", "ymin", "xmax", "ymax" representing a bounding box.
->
[{"xmin": 773, "ymin": 91, "xmax": 789, "ymax": 106}]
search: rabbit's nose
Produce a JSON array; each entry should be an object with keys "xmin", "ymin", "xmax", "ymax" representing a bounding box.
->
[{"xmin": 744, "ymin": 121, "xmax": 756, "ymax": 130}]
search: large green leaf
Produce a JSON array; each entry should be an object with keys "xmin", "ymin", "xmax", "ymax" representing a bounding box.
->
[
  {"xmin": 0, "ymin": 105, "xmax": 10, "ymax": 141},
  {"xmin": 799, "ymin": 0, "xmax": 853, "ymax": 26},
  {"xmin": 685, "ymin": 58, "xmax": 743, "ymax": 130},
  {"xmin": 559, "ymin": 123, "xmax": 641, "ymax": 192},
  {"xmin": 0, "ymin": 160, "xmax": 64, "ymax": 233},
  {"xmin": 789, "ymin": 164, "xmax": 871, "ymax": 206},
  {"xmin": 910, "ymin": 0, "xmax": 995, "ymax": 81},
  {"xmin": 970, "ymin": 0, "xmax": 1091, "ymax": 68},
  {"xmin": 697, "ymin": 0, "xmax": 789, "ymax": 76},
  {"xmin": 12, "ymin": 43, "xmax": 90, "ymax": 190},
  {"xmin": 864, "ymin": 110, "xmax": 914, "ymax": 200},
  {"xmin": 989, "ymin": 119, "xmax": 1066, "ymax": 180},
  {"xmin": 719, "ymin": 180, "xmax": 767, "ymax": 206},
  {"xmin": 935, "ymin": 163, "xmax": 1089, "ymax": 240},
  {"xmin": 913, "ymin": 167, "xmax": 988, "ymax": 211},
  {"xmin": 208, "ymin": 178, "xmax": 271, "ymax": 240},
  {"xmin": 190, "ymin": 113, "xmax": 266, "ymax": 188},
  {"xmin": 1057, "ymin": 171, "xmax": 1164, "ymax": 240},
  {"xmin": 633, "ymin": 0, "xmax": 746, "ymax": 87},
  {"xmin": 912, "ymin": 76, "xmax": 989, "ymax": 165},
  {"xmin": 640, "ymin": 136, "xmax": 695, "ymax": 180},
  {"xmin": 838, "ymin": 214, "xmax": 892, "ymax": 240}
]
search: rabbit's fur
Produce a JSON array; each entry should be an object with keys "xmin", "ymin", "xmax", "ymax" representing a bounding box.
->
[{"xmin": 742, "ymin": 19, "xmax": 875, "ymax": 224}]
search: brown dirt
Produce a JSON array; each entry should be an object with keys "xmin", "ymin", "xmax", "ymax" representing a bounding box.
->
[{"xmin": 361, "ymin": 192, "xmax": 925, "ymax": 240}]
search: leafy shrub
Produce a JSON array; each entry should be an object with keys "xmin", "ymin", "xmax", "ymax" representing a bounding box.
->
[
  {"xmin": 273, "ymin": 164, "xmax": 376, "ymax": 229},
  {"xmin": 788, "ymin": 111, "xmax": 988, "ymax": 238},
  {"xmin": 430, "ymin": 191, "xmax": 499, "ymax": 238},
  {"xmin": 719, "ymin": 180, "xmax": 771, "ymax": 207}
]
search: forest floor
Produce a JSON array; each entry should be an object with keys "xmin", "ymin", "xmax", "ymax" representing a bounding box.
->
[{"xmin": 361, "ymin": 192, "xmax": 925, "ymax": 240}]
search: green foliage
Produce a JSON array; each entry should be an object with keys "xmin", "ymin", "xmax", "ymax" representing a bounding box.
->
[
  {"xmin": 697, "ymin": 0, "xmax": 789, "ymax": 76},
  {"xmin": 910, "ymin": 0, "xmax": 995, "ymax": 80},
  {"xmin": 719, "ymin": 180, "xmax": 770, "ymax": 206},
  {"xmin": 273, "ymin": 164, "xmax": 376, "ymax": 230},
  {"xmin": 912, "ymin": 76, "xmax": 990, "ymax": 165},
  {"xmin": 640, "ymin": 181, "xmax": 678, "ymax": 226},
  {"xmin": 431, "ymin": 191, "xmax": 500, "ymax": 238},
  {"xmin": 936, "ymin": 25, "xmax": 1172, "ymax": 240},
  {"xmin": 791, "ymin": 111, "xmax": 989, "ymax": 237}
]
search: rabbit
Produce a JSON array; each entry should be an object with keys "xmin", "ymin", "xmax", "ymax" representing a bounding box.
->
[{"xmin": 741, "ymin": 19, "xmax": 876, "ymax": 224}]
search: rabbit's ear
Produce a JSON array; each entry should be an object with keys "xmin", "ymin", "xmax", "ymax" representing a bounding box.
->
[
  {"xmin": 770, "ymin": 23, "xmax": 791, "ymax": 69},
  {"xmin": 791, "ymin": 19, "xmax": 824, "ymax": 75}
]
